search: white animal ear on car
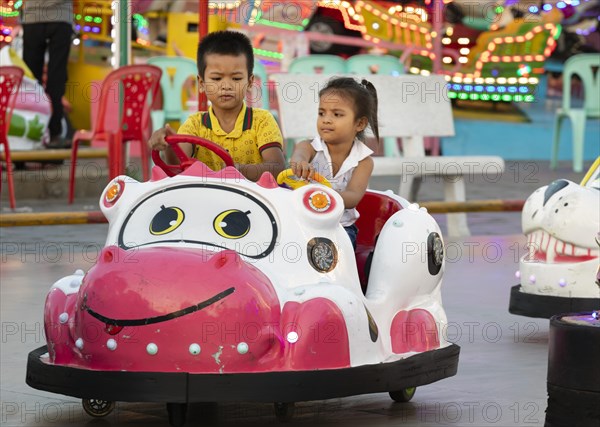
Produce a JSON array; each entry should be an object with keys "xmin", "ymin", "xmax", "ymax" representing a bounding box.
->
[{"xmin": 291, "ymin": 184, "xmax": 344, "ymax": 230}]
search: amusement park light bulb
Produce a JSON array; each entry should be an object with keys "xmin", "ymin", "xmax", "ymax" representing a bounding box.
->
[
  {"xmin": 106, "ymin": 339, "xmax": 117, "ymax": 351},
  {"xmin": 515, "ymin": 271, "xmax": 521, "ymax": 279},
  {"xmin": 559, "ymin": 279, "xmax": 567, "ymax": 287},
  {"xmin": 189, "ymin": 344, "xmax": 201, "ymax": 355},
  {"xmin": 529, "ymin": 275, "xmax": 536, "ymax": 284}
]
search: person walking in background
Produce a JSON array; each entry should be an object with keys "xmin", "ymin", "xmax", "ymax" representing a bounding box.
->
[{"xmin": 21, "ymin": 0, "xmax": 73, "ymax": 147}]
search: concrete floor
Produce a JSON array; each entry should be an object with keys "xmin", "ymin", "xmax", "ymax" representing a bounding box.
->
[
  {"xmin": 1, "ymin": 226, "xmax": 549, "ymax": 427},
  {"xmin": 1, "ymin": 161, "xmax": 590, "ymax": 426}
]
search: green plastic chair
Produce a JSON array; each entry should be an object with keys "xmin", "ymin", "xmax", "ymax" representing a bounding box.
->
[
  {"xmin": 147, "ymin": 56, "xmax": 198, "ymax": 129},
  {"xmin": 288, "ymin": 55, "xmax": 347, "ymax": 74},
  {"xmin": 251, "ymin": 60, "xmax": 271, "ymax": 110},
  {"xmin": 551, "ymin": 53, "xmax": 600, "ymax": 172},
  {"xmin": 346, "ymin": 54, "xmax": 404, "ymax": 76}
]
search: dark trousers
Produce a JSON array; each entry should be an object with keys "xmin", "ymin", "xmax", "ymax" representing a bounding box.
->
[
  {"xmin": 344, "ymin": 224, "xmax": 358, "ymax": 250},
  {"xmin": 22, "ymin": 22, "xmax": 72, "ymax": 138}
]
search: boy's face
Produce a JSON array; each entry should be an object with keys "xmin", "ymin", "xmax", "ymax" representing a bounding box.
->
[{"xmin": 198, "ymin": 53, "xmax": 253, "ymax": 112}]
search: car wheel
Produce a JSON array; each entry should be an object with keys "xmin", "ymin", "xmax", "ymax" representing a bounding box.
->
[
  {"xmin": 389, "ymin": 387, "xmax": 416, "ymax": 403},
  {"xmin": 82, "ymin": 399, "xmax": 115, "ymax": 417},
  {"xmin": 274, "ymin": 402, "xmax": 295, "ymax": 422},
  {"xmin": 166, "ymin": 402, "xmax": 188, "ymax": 427}
]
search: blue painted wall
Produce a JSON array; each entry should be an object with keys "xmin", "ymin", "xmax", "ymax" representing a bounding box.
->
[{"xmin": 442, "ymin": 113, "xmax": 600, "ymax": 160}]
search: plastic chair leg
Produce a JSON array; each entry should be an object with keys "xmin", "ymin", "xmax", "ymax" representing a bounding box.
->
[
  {"xmin": 140, "ymin": 140, "xmax": 150, "ymax": 181},
  {"xmin": 570, "ymin": 113, "xmax": 586, "ymax": 173},
  {"xmin": 108, "ymin": 133, "xmax": 121, "ymax": 179},
  {"xmin": 444, "ymin": 176, "xmax": 470, "ymax": 237},
  {"xmin": 284, "ymin": 138, "xmax": 296, "ymax": 161},
  {"xmin": 151, "ymin": 110, "xmax": 166, "ymax": 132},
  {"xmin": 2, "ymin": 142, "xmax": 16, "ymax": 209},
  {"xmin": 383, "ymin": 137, "xmax": 401, "ymax": 157},
  {"xmin": 550, "ymin": 114, "xmax": 564, "ymax": 169},
  {"xmin": 68, "ymin": 138, "xmax": 81, "ymax": 204}
]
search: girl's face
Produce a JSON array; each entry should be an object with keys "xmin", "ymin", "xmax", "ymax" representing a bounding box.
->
[
  {"xmin": 317, "ymin": 91, "xmax": 367, "ymax": 146},
  {"xmin": 198, "ymin": 53, "xmax": 253, "ymax": 112}
]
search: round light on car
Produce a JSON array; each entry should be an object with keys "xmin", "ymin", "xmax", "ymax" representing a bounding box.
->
[
  {"xmin": 309, "ymin": 191, "xmax": 331, "ymax": 212},
  {"xmin": 427, "ymin": 232, "xmax": 444, "ymax": 275},
  {"xmin": 303, "ymin": 190, "xmax": 336, "ymax": 213},
  {"xmin": 104, "ymin": 180, "xmax": 124, "ymax": 206},
  {"xmin": 307, "ymin": 237, "xmax": 338, "ymax": 273}
]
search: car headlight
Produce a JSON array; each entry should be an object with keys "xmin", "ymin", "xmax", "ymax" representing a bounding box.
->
[
  {"xmin": 307, "ymin": 237, "xmax": 338, "ymax": 273},
  {"xmin": 427, "ymin": 232, "xmax": 444, "ymax": 275}
]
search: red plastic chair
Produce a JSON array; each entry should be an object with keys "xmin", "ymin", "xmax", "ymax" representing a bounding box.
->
[
  {"xmin": 0, "ymin": 66, "xmax": 25, "ymax": 210},
  {"xmin": 69, "ymin": 64, "xmax": 161, "ymax": 203}
]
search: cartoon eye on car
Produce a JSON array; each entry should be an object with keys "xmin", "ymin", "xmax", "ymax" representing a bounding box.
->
[
  {"xmin": 27, "ymin": 135, "xmax": 460, "ymax": 426},
  {"xmin": 509, "ymin": 157, "xmax": 600, "ymax": 318}
]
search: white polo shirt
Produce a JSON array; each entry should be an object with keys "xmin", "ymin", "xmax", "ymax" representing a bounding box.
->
[{"xmin": 310, "ymin": 136, "xmax": 373, "ymax": 226}]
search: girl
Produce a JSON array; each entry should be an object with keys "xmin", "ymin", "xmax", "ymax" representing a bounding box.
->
[{"xmin": 289, "ymin": 77, "xmax": 379, "ymax": 248}]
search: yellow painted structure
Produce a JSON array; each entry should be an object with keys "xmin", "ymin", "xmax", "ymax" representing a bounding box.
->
[
  {"xmin": 66, "ymin": 2, "xmax": 226, "ymax": 130},
  {"xmin": 166, "ymin": 13, "xmax": 227, "ymax": 59}
]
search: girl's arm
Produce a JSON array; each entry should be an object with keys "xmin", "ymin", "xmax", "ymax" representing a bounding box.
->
[
  {"xmin": 289, "ymin": 140, "xmax": 316, "ymax": 180},
  {"xmin": 339, "ymin": 156, "xmax": 374, "ymax": 209}
]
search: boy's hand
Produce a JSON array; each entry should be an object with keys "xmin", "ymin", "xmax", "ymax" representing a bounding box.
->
[
  {"xmin": 148, "ymin": 124, "xmax": 176, "ymax": 151},
  {"xmin": 290, "ymin": 161, "xmax": 314, "ymax": 181}
]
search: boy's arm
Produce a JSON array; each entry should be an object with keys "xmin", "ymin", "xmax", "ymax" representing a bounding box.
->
[
  {"xmin": 339, "ymin": 156, "xmax": 374, "ymax": 209},
  {"xmin": 148, "ymin": 124, "xmax": 193, "ymax": 164},
  {"xmin": 289, "ymin": 140, "xmax": 316, "ymax": 180},
  {"xmin": 237, "ymin": 146, "xmax": 286, "ymax": 181},
  {"xmin": 241, "ymin": 110, "xmax": 286, "ymax": 181}
]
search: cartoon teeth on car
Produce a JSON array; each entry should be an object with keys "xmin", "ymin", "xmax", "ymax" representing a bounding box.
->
[
  {"xmin": 510, "ymin": 157, "xmax": 600, "ymax": 318},
  {"xmin": 27, "ymin": 136, "xmax": 460, "ymax": 426}
]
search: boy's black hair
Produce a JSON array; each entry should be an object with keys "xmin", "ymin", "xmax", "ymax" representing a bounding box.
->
[
  {"xmin": 320, "ymin": 77, "xmax": 380, "ymax": 143},
  {"xmin": 196, "ymin": 30, "xmax": 254, "ymax": 78}
]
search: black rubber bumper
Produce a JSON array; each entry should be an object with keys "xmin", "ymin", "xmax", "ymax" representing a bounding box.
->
[
  {"xmin": 508, "ymin": 284, "xmax": 600, "ymax": 319},
  {"xmin": 545, "ymin": 314, "xmax": 600, "ymax": 427},
  {"xmin": 27, "ymin": 344, "xmax": 460, "ymax": 403}
]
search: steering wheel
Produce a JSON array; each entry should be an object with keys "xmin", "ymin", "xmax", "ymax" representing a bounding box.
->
[
  {"xmin": 276, "ymin": 168, "xmax": 332, "ymax": 189},
  {"xmin": 152, "ymin": 134, "xmax": 234, "ymax": 177}
]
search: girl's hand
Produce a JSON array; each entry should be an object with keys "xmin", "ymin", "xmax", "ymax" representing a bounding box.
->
[
  {"xmin": 290, "ymin": 161, "xmax": 314, "ymax": 180},
  {"xmin": 148, "ymin": 124, "xmax": 176, "ymax": 151}
]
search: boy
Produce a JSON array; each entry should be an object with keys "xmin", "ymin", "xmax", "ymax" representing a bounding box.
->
[{"xmin": 149, "ymin": 31, "xmax": 285, "ymax": 181}]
